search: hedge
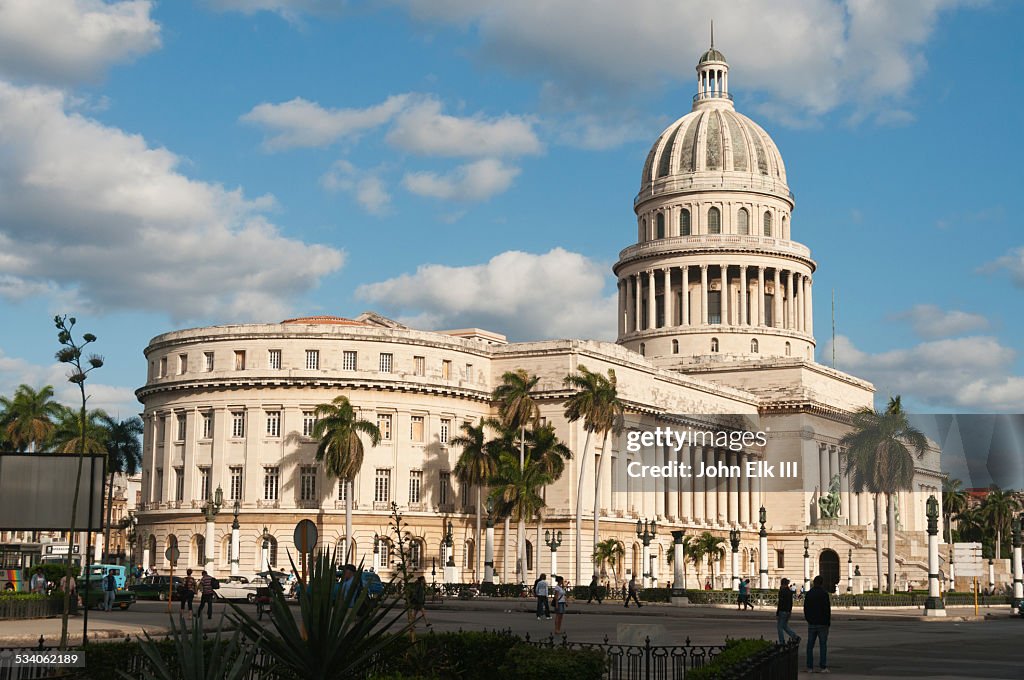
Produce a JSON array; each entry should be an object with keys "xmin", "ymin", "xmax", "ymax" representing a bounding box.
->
[
  {"xmin": 0, "ymin": 593, "xmax": 64, "ymax": 620},
  {"xmin": 686, "ymin": 638, "xmax": 774, "ymax": 680}
]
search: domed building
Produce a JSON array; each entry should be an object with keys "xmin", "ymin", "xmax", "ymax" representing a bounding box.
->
[{"xmin": 134, "ymin": 45, "xmax": 943, "ymax": 594}]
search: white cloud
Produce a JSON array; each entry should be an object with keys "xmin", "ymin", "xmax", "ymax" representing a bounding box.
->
[
  {"xmin": 821, "ymin": 334, "xmax": 1024, "ymax": 412},
  {"xmin": 0, "ymin": 81, "xmax": 344, "ymax": 322},
  {"xmin": 356, "ymin": 248, "xmax": 617, "ymax": 341},
  {"xmin": 983, "ymin": 247, "xmax": 1024, "ymax": 287},
  {"xmin": 320, "ymin": 160, "xmax": 392, "ymax": 215},
  {"xmin": 893, "ymin": 304, "xmax": 989, "ymax": 339},
  {"xmin": 0, "ymin": 0, "xmax": 161, "ymax": 84},
  {"xmin": 208, "ymin": 0, "xmax": 342, "ymax": 20},
  {"xmin": 386, "ymin": 97, "xmax": 542, "ymax": 157},
  {"xmin": 241, "ymin": 94, "xmax": 412, "ymax": 151},
  {"xmin": 402, "ymin": 159, "xmax": 519, "ymax": 201}
]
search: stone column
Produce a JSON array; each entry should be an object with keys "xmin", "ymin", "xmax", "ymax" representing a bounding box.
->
[
  {"xmin": 680, "ymin": 445, "xmax": 693, "ymax": 521},
  {"xmin": 681, "ymin": 266, "xmax": 689, "ymax": 326},
  {"xmin": 662, "ymin": 267, "xmax": 672, "ymax": 327},
  {"xmin": 647, "ymin": 270, "xmax": 656, "ymax": 331},
  {"xmin": 829, "ymin": 447, "xmax": 840, "ymax": 498},
  {"xmin": 727, "ymin": 451, "xmax": 739, "ymax": 525},
  {"xmin": 692, "ymin": 446, "xmax": 705, "ymax": 524},
  {"xmin": 672, "ymin": 531, "xmax": 686, "ymax": 589},
  {"xmin": 633, "ymin": 274, "xmax": 642, "ymax": 333},
  {"xmin": 805, "ymin": 276, "xmax": 814, "ymax": 336},
  {"xmin": 787, "ymin": 271, "xmax": 795, "ymax": 330},
  {"xmin": 819, "ymin": 444, "xmax": 829, "ymax": 500},
  {"xmin": 700, "ymin": 265, "xmax": 709, "ymax": 325},
  {"xmin": 618, "ymin": 279, "xmax": 625, "ymax": 337},
  {"xmin": 840, "ymin": 452, "xmax": 850, "ymax": 523},
  {"xmin": 794, "ymin": 273, "xmax": 803, "ymax": 332},
  {"xmin": 739, "ymin": 453, "xmax": 750, "ymax": 526},
  {"xmin": 757, "ymin": 266, "xmax": 765, "ymax": 327},
  {"xmin": 205, "ymin": 517, "xmax": 215, "ymax": 570},
  {"xmin": 925, "ymin": 496, "xmax": 946, "ymax": 616},
  {"xmin": 720, "ymin": 264, "xmax": 730, "ymax": 325},
  {"xmin": 705, "ymin": 448, "xmax": 718, "ymax": 526},
  {"xmin": 230, "ymin": 522, "xmax": 240, "ymax": 577},
  {"xmin": 773, "ymin": 269, "xmax": 782, "ymax": 328},
  {"xmin": 739, "ymin": 266, "xmax": 748, "ymax": 326},
  {"xmin": 716, "ymin": 450, "xmax": 728, "ymax": 525}
]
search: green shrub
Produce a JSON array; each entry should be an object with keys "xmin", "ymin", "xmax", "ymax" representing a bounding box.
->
[
  {"xmin": 638, "ymin": 588, "xmax": 672, "ymax": 602},
  {"xmin": 31, "ymin": 563, "xmax": 81, "ymax": 583},
  {"xmin": 498, "ymin": 645, "xmax": 606, "ymax": 679},
  {"xmin": 686, "ymin": 638, "xmax": 774, "ymax": 680}
]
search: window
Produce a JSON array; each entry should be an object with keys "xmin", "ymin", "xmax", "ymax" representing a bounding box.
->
[
  {"xmin": 231, "ymin": 411, "xmax": 245, "ymax": 438},
  {"xmin": 178, "ymin": 354, "xmax": 188, "ymax": 374},
  {"xmin": 785, "ymin": 342, "xmax": 791, "ymax": 356},
  {"xmin": 410, "ymin": 415, "xmax": 424, "ymax": 443},
  {"xmin": 377, "ymin": 413, "xmax": 392, "ymax": 440},
  {"xmin": 409, "ymin": 540, "xmax": 422, "ymax": 569},
  {"xmin": 337, "ymin": 479, "xmax": 348, "ymax": 501},
  {"xmin": 157, "ymin": 416, "xmax": 166, "ymax": 443},
  {"xmin": 708, "ymin": 207, "xmax": 721, "ymax": 234},
  {"xmin": 268, "ymin": 349, "xmax": 282, "ymax": 370},
  {"xmin": 204, "ymin": 352, "xmax": 214, "ymax": 371},
  {"xmin": 639, "ymin": 342, "xmax": 645, "ymax": 356},
  {"xmin": 300, "ymin": 466, "xmax": 317, "ymax": 502},
  {"xmin": 462, "ymin": 540, "xmax": 474, "ymax": 570},
  {"xmin": 737, "ymin": 208, "xmax": 749, "ymax": 235},
  {"xmin": 763, "ymin": 211, "xmax": 772, "ymax": 237},
  {"xmin": 438, "ymin": 472, "xmax": 451, "ymax": 506},
  {"xmin": 159, "ymin": 357, "xmax": 167, "ymax": 377},
  {"xmin": 440, "ymin": 419, "xmax": 451, "ymax": 445},
  {"xmin": 409, "ymin": 470, "xmax": 422, "ymax": 504},
  {"xmin": 460, "ymin": 480, "xmax": 471, "ymax": 509},
  {"xmin": 199, "ymin": 467, "xmax": 211, "ymax": 501},
  {"xmin": 413, "ymin": 356, "xmax": 425, "ymax": 376},
  {"xmin": 201, "ymin": 412, "xmax": 212, "ymax": 439},
  {"xmin": 155, "ymin": 469, "xmax": 163, "ymax": 502},
  {"xmin": 680, "ymin": 209, "xmax": 691, "ymax": 236},
  {"xmin": 764, "ymin": 294, "xmax": 774, "ymax": 326},
  {"xmin": 234, "ymin": 350, "xmax": 246, "ymax": 371},
  {"xmin": 672, "ymin": 339, "xmax": 679, "ymax": 354},
  {"xmin": 465, "ymin": 363, "xmax": 473, "ymax": 381},
  {"xmin": 379, "ymin": 353, "xmax": 393, "ymax": 373},
  {"xmin": 441, "ymin": 360, "xmax": 452, "ymax": 379},
  {"xmin": 782, "ymin": 215, "xmax": 788, "ymax": 238},
  {"xmin": 230, "ymin": 467, "xmax": 243, "ymax": 501},
  {"xmin": 708, "ymin": 290, "xmax": 722, "ymax": 324},
  {"xmin": 375, "ymin": 468, "xmax": 391, "ymax": 503},
  {"xmin": 264, "ymin": 466, "xmax": 280, "ymax": 499},
  {"xmin": 641, "ymin": 218, "xmax": 647, "ymax": 240},
  {"xmin": 342, "ymin": 350, "xmax": 357, "ymax": 371},
  {"xmin": 305, "ymin": 350, "xmax": 319, "ymax": 370},
  {"xmin": 776, "ymin": 549, "xmax": 785, "ymax": 569},
  {"xmin": 656, "ymin": 213, "xmax": 665, "ymax": 239},
  {"xmin": 174, "ymin": 467, "xmax": 184, "ymax": 502},
  {"xmin": 302, "ymin": 411, "xmax": 317, "ymax": 437},
  {"xmin": 176, "ymin": 414, "xmax": 186, "ymax": 441},
  {"xmin": 711, "ymin": 337, "xmax": 720, "ymax": 353},
  {"xmin": 266, "ymin": 411, "xmax": 281, "ymax": 438},
  {"xmin": 525, "ymin": 540, "xmax": 533, "ymax": 571},
  {"xmin": 751, "ymin": 339, "xmax": 759, "ymax": 353}
]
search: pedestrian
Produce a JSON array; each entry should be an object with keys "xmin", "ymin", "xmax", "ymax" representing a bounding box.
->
[
  {"xmin": 745, "ymin": 579, "xmax": 755, "ymax": 609},
  {"xmin": 621, "ymin": 583, "xmax": 627, "ymax": 601},
  {"xmin": 776, "ymin": 578, "xmax": 800, "ymax": 644},
  {"xmin": 409, "ymin": 576, "xmax": 429, "ymax": 627},
  {"xmin": 535, "ymin": 573, "xmax": 551, "ymax": 619},
  {"xmin": 803, "ymin": 575, "xmax": 831, "ymax": 673},
  {"xmin": 738, "ymin": 578, "xmax": 752, "ymax": 610},
  {"xmin": 340, "ymin": 563, "xmax": 357, "ymax": 605},
  {"xmin": 551, "ymin": 575, "xmax": 567, "ymax": 634},
  {"xmin": 198, "ymin": 570, "xmax": 215, "ymax": 620},
  {"xmin": 60, "ymin": 571, "xmax": 78, "ymax": 614},
  {"xmin": 704, "ymin": 578, "xmax": 712, "ymax": 591},
  {"xmin": 586, "ymin": 574, "xmax": 603, "ymax": 604},
  {"xmin": 624, "ymin": 575, "xmax": 642, "ymax": 608},
  {"xmin": 180, "ymin": 568, "xmax": 197, "ymax": 617},
  {"xmin": 102, "ymin": 569, "xmax": 117, "ymax": 612},
  {"xmin": 30, "ymin": 568, "xmax": 46, "ymax": 594}
]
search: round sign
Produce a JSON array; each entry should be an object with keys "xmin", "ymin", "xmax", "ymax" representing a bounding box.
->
[
  {"xmin": 294, "ymin": 519, "xmax": 318, "ymax": 553},
  {"xmin": 165, "ymin": 545, "xmax": 180, "ymax": 563}
]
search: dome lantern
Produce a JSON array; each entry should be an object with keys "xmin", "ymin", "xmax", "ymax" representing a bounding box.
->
[{"xmin": 694, "ymin": 21, "xmax": 732, "ymax": 110}]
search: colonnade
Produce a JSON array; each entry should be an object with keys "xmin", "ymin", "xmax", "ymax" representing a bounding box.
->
[{"xmin": 618, "ymin": 264, "xmax": 811, "ymax": 336}]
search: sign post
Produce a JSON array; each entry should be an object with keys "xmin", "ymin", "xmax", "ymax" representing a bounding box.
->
[
  {"xmin": 164, "ymin": 545, "xmax": 180, "ymax": 614},
  {"xmin": 293, "ymin": 520, "xmax": 318, "ymax": 585},
  {"xmin": 952, "ymin": 543, "xmax": 983, "ymax": 616}
]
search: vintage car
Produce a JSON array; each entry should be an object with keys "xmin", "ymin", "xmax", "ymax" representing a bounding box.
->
[
  {"xmin": 78, "ymin": 565, "xmax": 137, "ymax": 610},
  {"xmin": 128, "ymin": 575, "xmax": 184, "ymax": 601},
  {"xmin": 216, "ymin": 575, "xmax": 260, "ymax": 602}
]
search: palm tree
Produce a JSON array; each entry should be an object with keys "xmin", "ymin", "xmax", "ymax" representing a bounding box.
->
[
  {"xmin": 942, "ymin": 478, "xmax": 969, "ymax": 545},
  {"xmin": 492, "ymin": 369, "xmax": 541, "ymax": 582},
  {"xmin": 695, "ymin": 532, "xmax": 726, "ymax": 588},
  {"xmin": 981, "ymin": 486, "xmax": 1021, "ymax": 560},
  {"xmin": 563, "ymin": 364, "xmax": 624, "ymax": 586},
  {"xmin": 0, "ymin": 384, "xmax": 63, "ymax": 452},
  {"xmin": 312, "ymin": 396, "xmax": 381, "ymax": 563},
  {"xmin": 841, "ymin": 396, "xmax": 927, "ymax": 593},
  {"xmin": 451, "ymin": 417, "xmax": 501, "ymax": 579},
  {"xmin": 592, "ymin": 538, "xmax": 625, "ymax": 587},
  {"xmin": 51, "ymin": 405, "xmax": 109, "ymax": 454},
  {"xmin": 487, "ymin": 453, "xmax": 549, "ymax": 572},
  {"xmin": 101, "ymin": 415, "xmax": 143, "ymax": 558}
]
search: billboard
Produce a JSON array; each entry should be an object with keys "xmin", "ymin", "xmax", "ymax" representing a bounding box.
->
[{"xmin": 0, "ymin": 453, "xmax": 105, "ymax": 530}]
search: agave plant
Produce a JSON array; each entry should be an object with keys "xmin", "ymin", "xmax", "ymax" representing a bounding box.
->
[
  {"xmin": 125, "ymin": 614, "xmax": 255, "ymax": 680},
  {"xmin": 228, "ymin": 548, "xmax": 414, "ymax": 680}
]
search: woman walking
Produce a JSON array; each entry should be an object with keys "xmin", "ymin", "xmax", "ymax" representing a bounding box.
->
[
  {"xmin": 552, "ymin": 575, "xmax": 567, "ymax": 635},
  {"xmin": 409, "ymin": 576, "xmax": 430, "ymax": 627},
  {"xmin": 776, "ymin": 578, "xmax": 800, "ymax": 644}
]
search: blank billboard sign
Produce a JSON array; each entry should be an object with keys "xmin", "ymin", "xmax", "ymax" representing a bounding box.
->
[{"xmin": 0, "ymin": 453, "xmax": 105, "ymax": 530}]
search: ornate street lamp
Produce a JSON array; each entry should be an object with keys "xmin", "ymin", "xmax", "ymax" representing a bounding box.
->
[
  {"xmin": 924, "ymin": 494, "xmax": 945, "ymax": 616},
  {"xmin": 201, "ymin": 485, "xmax": 223, "ymax": 568},
  {"xmin": 229, "ymin": 500, "xmax": 241, "ymax": 576},
  {"xmin": 803, "ymin": 538, "xmax": 811, "ymax": 592},
  {"xmin": 261, "ymin": 526, "xmax": 271, "ymax": 573},
  {"xmin": 729, "ymin": 529, "xmax": 741, "ymax": 590},
  {"xmin": 483, "ymin": 497, "xmax": 496, "ymax": 584},
  {"xmin": 544, "ymin": 529, "xmax": 563, "ymax": 576},
  {"xmin": 636, "ymin": 518, "xmax": 656, "ymax": 587},
  {"xmin": 757, "ymin": 506, "xmax": 768, "ymax": 589}
]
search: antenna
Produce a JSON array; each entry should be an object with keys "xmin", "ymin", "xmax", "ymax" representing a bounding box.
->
[
  {"xmin": 831, "ymin": 288, "xmax": 836, "ymax": 369},
  {"xmin": 710, "ymin": 20, "xmax": 715, "ymax": 49}
]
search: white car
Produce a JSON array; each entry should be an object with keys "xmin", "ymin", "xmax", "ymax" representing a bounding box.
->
[{"xmin": 216, "ymin": 575, "xmax": 260, "ymax": 602}]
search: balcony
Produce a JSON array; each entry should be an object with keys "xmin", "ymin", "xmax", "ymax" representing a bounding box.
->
[
  {"xmin": 296, "ymin": 500, "xmax": 320, "ymax": 510},
  {"xmin": 373, "ymin": 501, "xmax": 391, "ymax": 511},
  {"xmin": 257, "ymin": 500, "xmax": 280, "ymax": 509},
  {"xmin": 437, "ymin": 504, "xmax": 454, "ymax": 514}
]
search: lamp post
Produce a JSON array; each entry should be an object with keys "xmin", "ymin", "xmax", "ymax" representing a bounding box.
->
[
  {"xmin": 442, "ymin": 519, "xmax": 459, "ymax": 583},
  {"xmin": 671, "ymin": 530, "xmax": 686, "ymax": 590},
  {"xmin": 261, "ymin": 526, "xmax": 270, "ymax": 573},
  {"xmin": 230, "ymin": 500, "xmax": 241, "ymax": 577},
  {"xmin": 1011, "ymin": 514, "xmax": 1023, "ymax": 613},
  {"xmin": 545, "ymin": 530, "xmax": 563, "ymax": 577},
  {"xmin": 847, "ymin": 548, "xmax": 853, "ymax": 593},
  {"xmin": 431, "ymin": 558, "xmax": 437, "ymax": 590},
  {"xmin": 924, "ymin": 495, "xmax": 945, "ymax": 616},
  {"xmin": 729, "ymin": 529, "xmax": 740, "ymax": 591},
  {"xmin": 803, "ymin": 538, "xmax": 811, "ymax": 592},
  {"xmin": 202, "ymin": 486, "xmax": 224, "ymax": 571},
  {"xmin": 988, "ymin": 556, "xmax": 995, "ymax": 595},
  {"xmin": 636, "ymin": 518, "xmax": 656, "ymax": 588},
  {"xmin": 758, "ymin": 506, "xmax": 768, "ymax": 589},
  {"xmin": 125, "ymin": 511, "xmax": 138, "ymax": 569},
  {"xmin": 484, "ymin": 497, "xmax": 496, "ymax": 584}
]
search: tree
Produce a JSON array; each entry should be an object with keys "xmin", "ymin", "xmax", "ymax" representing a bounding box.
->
[
  {"xmin": 563, "ymin": 364, "xmax": 624, "ymax": 586},
  {"xmin": 51, "ymin": 405, "xmax": 108, "ymax": 454},
  {"xmin": 942, "ymin": 478, "xmax": 969, "ymax": 545},
  {"xmin": 487, "ymin": 452, "xmax": 549, "ymax": 574},
  {"xmin": 0, "ymin": 384, "xmax": 62, "ymax": 452},
  {"xmin": 840, "ymin": 396, "xmax": 927, "ymax": 593},
  {"xmin": 312, "ymin": 396, "xmax": 381, "ymax": 563},
  {"xmin": 592, "ymin": 538, "xmax": 625, "ymax": 587},
  {"xmin": 491, "ymin": 369, "xmax": 541, "ymax": 582},
  {"xmin": 981, "ymin": 486, "xmax": 1021, "ymax": 560},
  {"xmin": 451, "ymin": 418, "xmax": 501, "ymax": 579},
  {"xmin": 101, "ymin": 415, "xmax": 143, "ymax": 559},
  {"xmin": 695, "ymin": 532, "xmax": 726, "ymax": 588}
]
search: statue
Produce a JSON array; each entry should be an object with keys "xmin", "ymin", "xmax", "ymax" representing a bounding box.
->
[
  {"xmin": 854, "ymin": 565, "xmax": 861, "ymax": 576},
  {"xmin": 817, "ymin": 474, "xmax": 841, "ymax": 519}
]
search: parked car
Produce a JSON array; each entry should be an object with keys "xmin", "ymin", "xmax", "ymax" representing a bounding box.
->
[
  {"xmin": 216, "ymin": 575, "xmax": 260, "ymax": 602},
  {"xmin": 128, "ymin": 575, "xmax": 183, "ymax": 601},
  {"xmin": 78, "ymin": 565, "xmax": 137, "ymax": 610}
]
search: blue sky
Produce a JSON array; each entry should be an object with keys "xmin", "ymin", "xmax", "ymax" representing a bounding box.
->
[{"xmin": 0, "ymin": 0, "xmax": 1021, "ymax": 417}]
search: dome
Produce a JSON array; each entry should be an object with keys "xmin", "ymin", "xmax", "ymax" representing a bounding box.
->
[
  {"xmin": 280, "ymin": 315, "xmax": 367, "ymax": 326},
  {"xmin": 699, "ymin": 47, "xmax": 726, "ymax": 64}
]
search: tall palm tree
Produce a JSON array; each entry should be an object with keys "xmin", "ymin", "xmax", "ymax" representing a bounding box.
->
[
  {"xmin": 592, "ymin": 538, "xmax": 625, "ymax": 587},
  {"xmin": 0, "ymin": 384, "xmax": 63, "ymax": 452},
  {"xmin": 492, "ymin": 369, "xmax": 541, "ymax": 582},
  {"xmin": 101, "ymin": 415, "xmax": 143, "ymax": 558},
  {"xmin": 841, "ymin": 396, "xmax": 927, "ymax": 593},
  {"xmin": 696, "ymin": 532, "xmax": 726, "ymax": 588},
  {"xmin": 942, "ymin": 478, "xmax": 969, "ymax": 545},
  {"xmin": 488, "ymin": 453, "xmax": 549, "ymax": 572},
  {"xmin": 51, "ymin": 405, "xmax": 109, "ymax": 454},
  {"xmin": 981, "ymin": 486, "xmax": 1021, "ymax": 560},
  {"xmin": 452, "ymin": 418, "xmax": 501, "ymax": 579},
  {"xmin": 526, "ymin": 422, "xmax": 573, "ymax": 480},
  {"xmin": 312, "ymin": 396, "xmax": 381, "ymax": 563}
]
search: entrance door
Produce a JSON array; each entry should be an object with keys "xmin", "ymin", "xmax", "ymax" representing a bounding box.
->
[{"xmin": 818, "ymin": 549, "xmax": 840, "ymax": 593}]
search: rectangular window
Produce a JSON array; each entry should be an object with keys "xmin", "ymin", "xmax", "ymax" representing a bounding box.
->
[
  {"xmin": 300, "ymin": 466, "xmax": 317, "ymax": 502},
  {"xmin": 465, "ymin": 363, "xmax": 473, "ymax": 381},
  {"xmin": 776, "ymin": 549, "xmax": 785, "ymax": 569},
  {"xmin": 234, "ymin": 350, "xmax": 246, "ymax": 370},
  {"xmin": 441, "ymin": 360, "xmax": 452, "ymax": 380},
  {"xmin": 159, "ymin": 357, "xmax": 167, "ymax": 377},
  {"xmin": 708, "ymin": 291, "xmax": 722, "ymax": 325},
  {"xmin": 342, "ymin": 350, "xmax": 357, "ymax": 371},
  {"xmin": 377, "ymin": 413, "xmax": 392, "ymax": 441},
  {"xmin": 155, "ymin": 469, "xmax": 163, "ymax": 502},
  {"xmin": 174, "ymin": 467, "xmax": 184, "ymax": 502},
  {"xmin": 374, "ymin": 468, "xmax": 391, "ymax": 503},
  {"xmin": 263, "ymin": 467, "xmax": 279, "ymax": 501},
  {"xmin": 337, "ymin": 479, "xmax": 348, "ymax": 501},
  {"xmin": 156, "ymin": 417, "xmax": 166, "ymax": 443},
  {"xmin": 410, "ymin": 415, "xmax": 424, "ymax": 442},
  {"xmin": 175, "ymin": 414, "xmax": 186, "ymax": 441},
  {"xmin": 230, "ymin": 466, "xmax": 243, "ymax": 501},
  {"xmin": 379, "ymin": 353, "xmax": 393, "ymax": 373},
  {"xmin": 199, "ymin": 467, "xmax": 211, "ymax": 500},
  {"xmin": 764, "ymin": 294, "xmax": 774, "ymax": 327},
  {"xmin": 440, "ymin": 419, "xmax": 451, "ymax": 445},
  {"xmin": 201, "ymin": 412, "xmax": 212, "ymax": 439},
  {"xmin": 302, "ymin": 411, "xmax": 317, "ymax": 437},
  {"xmin": 266, "ymin": 411, "xmax": 281, "ymax": 438},
  {"xmin": 204, "ymin": 352, "xmax": 214, "ymax": 372},
  {"xmin": 409, "ymin": 470, "xmax": 422, "ymax": 504},
  {"xmin": 438, "ymin": 472, "xmax": 450, "ymax": 506},
  {"xmin": 460, "ymin": 481, "xmax": 471, "ymax": 509},
  {"xmin": 413, "ymin": 356, "xmax": 425, "ymax": 376},
  {"xmin": 178, "ymin": 354, "xmax": 188, "ymax": 374},
  {"xmin": 231, "ymin": 411, "xmax": 245, "ymax": 438},
  {"xmin": 305, "ymin": 350, "xmax": 319, "ymax": 370},
  {"xmin": 268, "ymin": 349, "xmax": 282, "ymax": 370}
]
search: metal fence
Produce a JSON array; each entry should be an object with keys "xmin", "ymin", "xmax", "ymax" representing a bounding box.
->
[{"xmin": 523, "ymin": 632, "xmax": 725, "ymax": 679}]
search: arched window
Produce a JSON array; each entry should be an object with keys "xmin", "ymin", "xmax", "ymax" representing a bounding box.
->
[
  {"xmin": 147, "ymin": 535, "xmax": 157, "ymax": 568},
  {"xmin": 336, "ymin": 537, "xmax": 355, "ymax": 563},
  {"xmin": 751, "ymin": 339, "xmax": 759, "ymax": 353},
  {"xmin": 737, "ymin": 208, "xmax": 749, "ymax": 235},
  {"xmin": 671, "ymin": 339, "xmax": 679, "ymax": 354},
  {"xmin": 261, "ymin": 535, "xmax": 278, "ymax": 569},
  {"xmin": 680, "ymin": 209, "xmax": 691, "ymax": 236},
  {"xmin": 656, "ymin": 213, "xmax": 665, "ymax": 239},
  {"xmin": 708, "ymin": 207, "xmax": 721, "ymax": 234},
  {"xmin": 639, "ymin": 343, "xmax": 646, "ymax": 356},
  {"xmin": 782, "ymin": 215, "xmax": 788, "ymax": 239},
  {"xmin": 525, "ymin": 540, "xmax": 534, "ymax": 572},
  {"xmin": 785, "ymin": 342, "xmax": 791, "ymax": 356},
  {"xmin": 374, "ymin": 537, "xmax": 393, "ymax": 571},
  {"xmin": 409, "ymin": 539, "xmax": 423, "ymax": 570},
  {"xmin": 221, "ymin": 536, "xmax": 232, "ymax": 569},
  {"xmin": 641, "ymin": 218, "xmax": 647, "ymax": 241},
  {"xmin": 763, "ymin": 211, "xmax": 772, "ymax": 236},
  {"xmin": 166, "ymin": 535, "xmax": 178, "ymax": 568},
  {"xmin": 711, "ymin": 338, "xmax": 719, "ymax": 353},
  {"xmin": 462, "ymin": 539, "xmax": 474, "ymax": 570},
  {"xmin": 193, "ymin": 534, "xmax": 205, "ymax": 567}
]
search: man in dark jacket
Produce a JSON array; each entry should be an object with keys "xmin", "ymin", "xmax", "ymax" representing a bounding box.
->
[
  {"xmin": 803, "ymin": 575, "xmax": 831, "ymax": 673},
  {"xmin": 775, "ymin": 578, "xmax": 799, "ymax": 643}
]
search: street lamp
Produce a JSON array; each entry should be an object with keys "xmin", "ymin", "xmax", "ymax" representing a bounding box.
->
[
  {"xmin": 1012, "ymin": 514, "xmax": 1023, "ymax": 613},
  {"xmin": 229, "ymin": 500, "xmax": 241, "ymax": 577},
  {"xmin": 757, "ymin": 506, "xmax": 768, "ymax": 589},
  {"xmin": 729, "ymin": 529, "xmax": 741, "ymax": 590},
  {"xmin": 803, "ymin": 538, "xmax": 811, "ymax": 592},
  {"xmin": 924, "ymin": 494, "xmax": 945, "ymax": 616},
  {"xmin": 124, "ymin": 510, "xmax": 138, "ymax": 569},
  {"xmin": 261, "ymin": 526, "xmax": 270, "ymax": 573},
  {"xmin": 544, "ymin": 529, "xmax": 563, "ymax": 576},
  {"xmin": 636, "ymin": 518, "xmax": 656, "ymax": 587},
  {"xmin": 202, "ymin": 485, "xmax": 223, "ymax": 569}
]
